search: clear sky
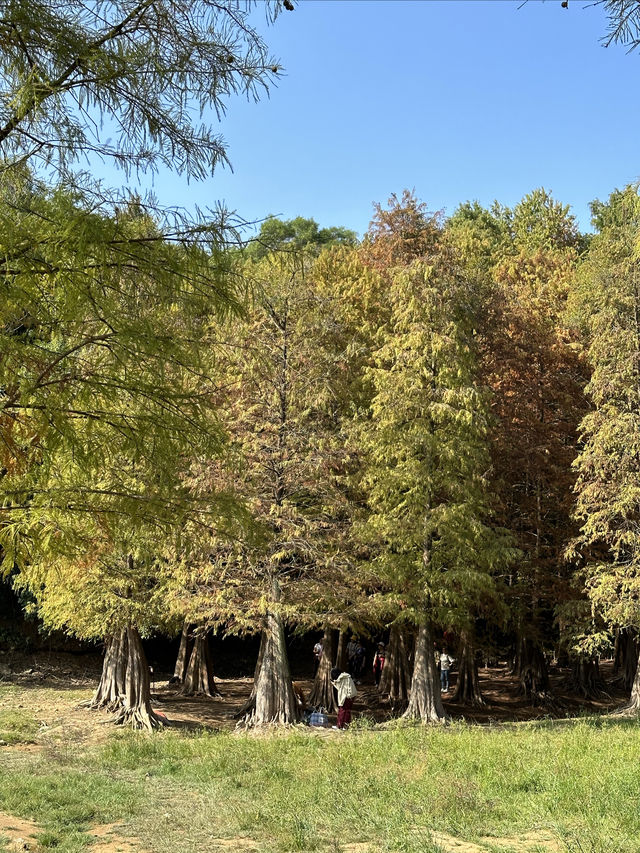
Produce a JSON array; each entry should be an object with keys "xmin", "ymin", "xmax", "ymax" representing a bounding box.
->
[{"xmin": 115, "ymin": 0, "xmax": 640, "ymax": 237}]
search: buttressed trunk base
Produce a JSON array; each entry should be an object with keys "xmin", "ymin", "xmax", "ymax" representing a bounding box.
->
[
  {"xmin": 242, "ymin": 594, "xmax": 299, "ymax": 727},
  {"xmin": 403, "ymin": 622, "xmax": 447, "ymax": 724},
  {"xmin": 87, "ymin": 629, "xmax": 127, "ymax": 711},
  {"xmin": 379, "ymin": 623, "xmax": 411, "ymax": 710},
  {"xmin": 308, "ymin": 628, "xmax": 336, "ymax": 712},
  {"xmin": 452, "ymin": 637, "xmax": 485, "ymax": 707},
  {"xmin": 112, "ymin": 627, "xmax": 164, "ymax": 731},
  {"xmin": 181, "ymin": 633, "xmax": 221, "ymax": 697}
]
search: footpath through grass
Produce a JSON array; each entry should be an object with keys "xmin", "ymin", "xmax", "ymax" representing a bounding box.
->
[{"xmin": 0, "ymin": 714, "xmax": 638, "ymax": 852}]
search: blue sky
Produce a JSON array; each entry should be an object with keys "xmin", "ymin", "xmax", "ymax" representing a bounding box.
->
[{"xmin": 116, "ymin": 0, "xmax": 640, "ymax": 237}]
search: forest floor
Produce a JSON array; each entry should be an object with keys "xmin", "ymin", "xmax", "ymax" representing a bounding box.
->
[
  {"xmin": 0, "ymin": 651, "xmax": 637, "ymax": 853},
  {"xmin": 0, "ymin": 649, "xmax": 629, "ymax": 739}
]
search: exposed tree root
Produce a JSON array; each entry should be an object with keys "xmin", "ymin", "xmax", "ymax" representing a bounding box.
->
[
  {"xmin": 108, "ymin": 626, "xmax": 165, "ymax": 732},
  {"xmin": 240, "ymin": 580, "xmax": 300, "ymax": 727},
  {"xmin": 516, "ymin": 636, "xmax": 563, "ymax": 709},
  {"xmin": 112, "ymin": 704, "xmax": 165, "ymax": 731},
  {"xmin": 611, "ymin": 656, "xmax": 640, "ymax": 716},
  {"xmin": 452, "ymin": 635, "xmax": 485, "ymax": 707},
  {"xmin": 561, "ymin": 658, "xmax": 610, "ymax": 701},
  {"xmin": 403, "ymin": 622, "xmax": 447, "ymax": 724},
  {"xmin": 379, "ymin": 622, "xmax": 411, "ymax": 712},
  {"xmin": 83, "ymin": 629, "xmax": 127, "ymax": 711},
  {"xmin": 180, "ymin": 633, "xmax": 222, "ymax": 698}
]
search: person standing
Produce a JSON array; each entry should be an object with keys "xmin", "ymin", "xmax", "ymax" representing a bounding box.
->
[
  {"xmin": 354, "ymin": 640, "xmax": 366, "ymax": 679},
  {"xmin": 372, "ymin": 642, "xmax": 386, "ymax": 687},
  {"xmin": 330, "ymin": 667, "xmax": 357, "ymax": 729},
  {"xmin": 346, "ymin": 635, "xmax": 358, "ymax": 673},
  {"xmin": 439, "ymin": 648, "xmax": 454, "ymax": 693}
]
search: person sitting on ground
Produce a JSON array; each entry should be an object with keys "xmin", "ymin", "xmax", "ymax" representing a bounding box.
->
[
  {"xmin": 330, "ymin": 666, "xmax": 357, "ymax": 729},
  {"xmin": 372, "ymin": 642, "xmax": 386, "ymax": 687},
  {"xmin": 439, "ymin": 647, "xmax": 454, "ymax": 693}
]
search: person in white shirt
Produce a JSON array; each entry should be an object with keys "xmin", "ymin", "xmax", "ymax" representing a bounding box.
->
[
  {"xmin": 330, "ymin": 667, "xmax": 357, "ymax": 729},
  {"xmin": 439, "ymin": 648, "xmax": 454, "ymax": 693}
]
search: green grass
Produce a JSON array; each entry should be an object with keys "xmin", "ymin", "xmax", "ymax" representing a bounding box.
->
[
  {"xmin": 0, "ymin": 707, "xmax": 40, "ymax": 744},
  {"xmin": 0, "ymin": 715, "xmax": 639, "ymax": 852}
]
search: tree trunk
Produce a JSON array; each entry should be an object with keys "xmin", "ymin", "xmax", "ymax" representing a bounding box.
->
[
  {"xmin": 615, "ymin": 653, "xmax": 640, "ymax": 715},
  {"xmin": 563, "ymin": 656, "xmax": 608, "ymax": 700},
  {"xmin": 242, "ymin": 578, "xmax": 299, "ymax": 726},
  {"xmin": 379, "ymin": 622, "xmax": 411, "ymax": 711},
  {"xmin": 87, "ymin": 629, "xmax": 127, "ymax": 711},
  {"xmin": 234, "ymin": 630, "xmax": 265, "ymax": 719},
  {"xmin": 112, "ymin": 626, "xmax": 164, "ymax": 730},
  {"xmin": 517, "ymin": 635, "xmax": 554, "ymax": 706},
  {"xmin": 612, "ymin": 628, "xmax": 638, "ymax": 692},
  {"xmin": 452, "ymin": 635, "xmax": 485, "ymax": 707},
  {"xmin": 510, "ymin": 637, "xmax": 522, "ymax": 677},
  {"xmin": 181, "ymin": 633, "xmax": 221, "ymax": 697},
  {"xmin": 403, "ymin": 621, "xmax": 447, "ymax": 723},
  {"xmin": 308, "ymin": 627, "xmax": 337, "ymax": 712},
  {"xmin": 335, "ymin": 628, "xmax": 347, "ymax": 671},
  {"xmin": 169, "ymin": 621, "xmax": 192, "ymax": 684}
]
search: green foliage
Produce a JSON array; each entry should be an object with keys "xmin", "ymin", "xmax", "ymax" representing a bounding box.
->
[
  {"xmin": 0, "ymin": 1, "xmax": 290, "ymax": 642},
  {"xmin": 246, "ymin": 216, "xmax": 357, "ymax": 259},
  {"xmin": 509, "ymin": 188, "xmax": 581, "ymax": 251},
  {"xmin": 353, "ymin": 247, "xmax": 514, "ymax": 631},
  {"xmin": 164, "ymin": 242, "xmax": 362, "ymax": 634},
  {"xmin": 0, "ymin": 170, "xmax": 246, "ymax": 640},
  {"xmin": 590, "ymin": 183, "xmax": 640, "ymax": 232},
  {"xmin": 0, "ymin": 0, "xmax": 284, "ymax": 179},
  {"xmin": 569, "ymin": 184, "xmax": 640, "ymax": 632}
]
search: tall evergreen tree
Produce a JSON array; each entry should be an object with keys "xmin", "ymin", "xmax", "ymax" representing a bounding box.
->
[
  {"xmin": 568, "ymin": 184, "xmax": 640, "ymax": 712},
  {"xmin": 353, "ymin": 241, "xmax": 513, "ymax": 722}
]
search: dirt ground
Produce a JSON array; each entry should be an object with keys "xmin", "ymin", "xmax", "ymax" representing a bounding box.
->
[{"xmin": 0, "ymin": 649, "xmax": 629, "ymax": 737}]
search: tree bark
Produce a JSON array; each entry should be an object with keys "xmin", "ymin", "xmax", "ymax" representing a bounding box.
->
[
  {"xmin": 234, "ymin": 630, "xmax": 265, "ymax": 719},
  {"xmin": 87, "ymin": 629, "xmax": 127, "ymax": 711},
  {"xmin": 615, "ymin": 653, "xmax": 640, "ymax": 715},
  {"xmin": 112, "ymin": 626, "xmax": 164, "ymax": 731},
  {"xmin": 242, "ymin": 578, "xmax": 300, "ymax": 726},
  {"xmin": 613, "ymin": 628, "xmax": 638, "ymax": 692},
  {"xmin": 452, "ymin": 634, "xmax": 485, "ymax": 707},
  {"xmin": 335, "ymin": 628, "xmax": 347, "ymax": 671},
  {"xmin": 169, "ymin": 621, "xmax": 192, "ymax": 684},
  {"xmin": 181, "ymin": 632, "xmax": 221, "ymax": 697},
  {"xmin": 379, "ymin": 622, "xmax": 411, "ymax": 711},
  {"xmin": 516, "ymin": 635, "xmax": 554, "ymax": 706},
  {"xmin": 403, "ymin": 621, "xmax": 447, "ymax": 723},
  {"xmin": 563, "ymin": 656, "xmax": 608, "ymax": 700},
  {"xmin": 308, "ymin": 627, "xmax": 337, "ymax": 712},
  {"xmin": 613, "ymin": 628, "xmax": 622, "ymax": 675}
]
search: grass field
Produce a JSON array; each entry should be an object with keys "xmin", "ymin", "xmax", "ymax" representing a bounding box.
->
[{"xmin": 0, "ymin": 681, "xmax": 639, "ymax": 853}]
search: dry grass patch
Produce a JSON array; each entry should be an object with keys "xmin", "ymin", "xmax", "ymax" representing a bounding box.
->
[{"xmin": 0, "ymin": 811, "xmax": 40, "ymax": 851}]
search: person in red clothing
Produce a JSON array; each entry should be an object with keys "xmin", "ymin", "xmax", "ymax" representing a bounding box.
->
[
  {"xmin": 330, "ymin": 667, "xmax": 357, "ymax": 729},
  {"xmin": 372, "ymin": 642, "xmax": 386, "ymax": 687}
]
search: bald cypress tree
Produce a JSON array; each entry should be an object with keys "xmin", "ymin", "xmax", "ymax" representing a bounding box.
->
[
  {"xmin": 354, "ymin": 245, "xmax": 513, "ymax": 723},
  {"xmin": 569, "ymin": 185, "xmax": 640, "ymax": 713}
]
